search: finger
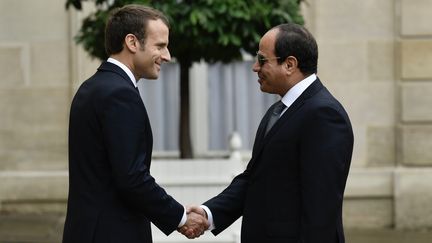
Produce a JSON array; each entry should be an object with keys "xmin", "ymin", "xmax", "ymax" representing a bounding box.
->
[
  {"xmin": 186, "ymin": 228, "xmax": 195, "ymax": 236},
  {"xmin": 188, "ymin": 206, "xmax": 203, "ymax": 215},
  {"xmin": 183, "ymin": 230, "xmax": 192, "ymax": 239},
  {"xmin": 185, "ymin": 231, "xmax": 196, "ymax": 239},
  {"xmin": 187, "ymin": 205, "xmax": 201, "ymax": 213}
]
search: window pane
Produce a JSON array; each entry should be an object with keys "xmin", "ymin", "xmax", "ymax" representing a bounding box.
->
[{"xmin": 139, "ymin": 63, "xmax": 180, "ymax": 151}]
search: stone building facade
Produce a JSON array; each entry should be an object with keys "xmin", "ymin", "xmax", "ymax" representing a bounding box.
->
[{"xmin": 0, "ymin": 0, "xmax": 431, "ymax": 241}]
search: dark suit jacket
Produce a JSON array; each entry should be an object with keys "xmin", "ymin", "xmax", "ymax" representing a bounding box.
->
[
  {"xmin": 204, "ymin": 78, "xmax": 354, "ymax": 243},
  {"xmin": 63, "ymin": 62, "xmax": 183, "ymax": 243}
]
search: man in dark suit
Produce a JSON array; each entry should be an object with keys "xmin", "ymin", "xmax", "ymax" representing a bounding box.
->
[
  {"xmin": 62, "ymin": 5, "xmax": 207, "ymax": 243},
  {"xmin": 183, "ymin": 23, "xmax": 354, "ymax": 243}
]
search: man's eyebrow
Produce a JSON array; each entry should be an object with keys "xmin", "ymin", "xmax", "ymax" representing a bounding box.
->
[{"xmin": 155, "ymin": 40, "xmax": 168, "ymax": 46}]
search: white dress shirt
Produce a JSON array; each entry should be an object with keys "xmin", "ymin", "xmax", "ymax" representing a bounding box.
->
[
  {"xmin": 280, "ymin": 73, "xmax": 317, "ymax": 116},
  {"xmin": 107, "ymin": 57, "xmax": 138, "ymax": 88}
]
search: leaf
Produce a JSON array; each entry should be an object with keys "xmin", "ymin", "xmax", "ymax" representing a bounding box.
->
[
  {"xmin": 272, "ymin": 9, "xmax": 293, "ymax": 23},
  {"xmin": 189, "ymin": 10, "xmax": 198, "ymax": 25}
]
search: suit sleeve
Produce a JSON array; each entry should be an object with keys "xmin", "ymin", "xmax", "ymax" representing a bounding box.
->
[
  {"xmin": 203, "ymin": 170, "xmax": 250, "ymax": 235},
  {"xmin": 101, "ymin": 87, "xmax": 183, "ymax": 235},
  {"xmin": 299, "ymin": 105, "xmax": 353, "ymax": 242}
]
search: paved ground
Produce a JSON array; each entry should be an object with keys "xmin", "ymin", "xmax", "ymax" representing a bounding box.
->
[
  {"xmin": 1, "ymin": 213, "xmax": 432, "ymax": 243},
  {"xmin": 346, "ymin": 229, "xmax": 432, "ymax": 243}
]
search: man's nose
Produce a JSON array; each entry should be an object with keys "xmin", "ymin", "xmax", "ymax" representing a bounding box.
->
[
  {"xmin": 252, "ymin": 60, "xmax": 260, "ymax": 72},
  {"xmin": 162, "ymin": 47, "xmax": 171, "ymax": 62}
]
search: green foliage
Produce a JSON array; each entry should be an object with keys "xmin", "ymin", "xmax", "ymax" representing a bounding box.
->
[{"xmin": 66, "ymin": 0, "xmax": 304, "ymax": 67}]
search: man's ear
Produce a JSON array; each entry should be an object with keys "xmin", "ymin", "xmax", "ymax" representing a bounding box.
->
[
  {"xmin": 284, "ymin": 56, "xmax": 298, "ymax": 74},
  {"xmin": 124, "ymin": 34, "xmax": 138, "ymax": 53}
]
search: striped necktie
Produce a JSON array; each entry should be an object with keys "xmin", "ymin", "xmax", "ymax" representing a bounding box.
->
[{"xmin": 264, "ymin": 101, "xmax": 286, "ymax": 136}]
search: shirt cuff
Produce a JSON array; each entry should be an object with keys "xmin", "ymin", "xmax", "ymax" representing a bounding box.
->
[
  {"xmin": 178, "ymin": 207, "xmax": 187, "ymax": 228},
  {"xmin": 200, "ymin": 205, "xmax": 215, "ymax": 230}
]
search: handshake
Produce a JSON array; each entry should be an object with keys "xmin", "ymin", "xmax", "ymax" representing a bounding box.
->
[{"xmin": 177, "ymin": 205, "xmax": 210, "ymax": 239}]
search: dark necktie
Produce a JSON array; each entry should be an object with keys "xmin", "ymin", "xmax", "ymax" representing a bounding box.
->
[{"xmin": 264, "ymin": 101, "xmax": 286, "ymax": 136}]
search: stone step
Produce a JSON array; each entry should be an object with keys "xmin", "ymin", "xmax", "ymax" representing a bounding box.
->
[{"xmin": 0, "ymin": 213, "xmax": 64, "ymax": 243}]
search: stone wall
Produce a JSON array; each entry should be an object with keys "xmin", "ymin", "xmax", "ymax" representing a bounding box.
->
[
  {"xmin": 0, "ymin": 0, "xmax": 70, "ymax": 171},
  {"xmin": 301, "ymin": 0, "xmax": 432, "ymax": 230},
  {"xmin": 302, "ymin": 0, "xmax": 397, "ymax": 228}
]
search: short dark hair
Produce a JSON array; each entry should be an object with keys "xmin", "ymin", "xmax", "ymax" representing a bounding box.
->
[
  {"xmin": 273, "ymin": 23, "xmax": 318, "ymax": 75},
  {"xmin": 105, "ymin": 4, "xmax": 169, "ymax": 56}
]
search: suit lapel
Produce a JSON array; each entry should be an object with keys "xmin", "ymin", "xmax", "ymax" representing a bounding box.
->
[{"xmin": 247, "ymin": 79, "xmax": 324, "ymax": 170}]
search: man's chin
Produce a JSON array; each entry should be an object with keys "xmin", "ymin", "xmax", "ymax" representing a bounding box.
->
[
  {"xmin": 143, "ymin": 73, "xmax": 159, "ymax": 80},
  {"xmin": 260, "ymin": 86, "xmax": 276, "ymax": 95}
]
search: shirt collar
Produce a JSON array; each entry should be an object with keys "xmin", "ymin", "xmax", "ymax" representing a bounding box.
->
[
  {"xmin": 281, "ymin": 73, "xmax": 317, "ymax": 109},
  {"xmin": 107, "ymin": 57, "xmax": 138, "ymax": 87}
]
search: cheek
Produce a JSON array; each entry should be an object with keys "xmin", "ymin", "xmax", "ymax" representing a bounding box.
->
[
  {"xmin": 144, "ymin": 54, "xmax": 155, "ymax": 65},
  {"xmin": 272, "ymin": 67, "xmax": 285, "ymax": 79},
  {"xmin": 263, "ymin": 68, "xmax": 276, "ymax": 79},
  {"xmin": 148, "ymin": 52, "xmax": 159, "ymax": 63}
]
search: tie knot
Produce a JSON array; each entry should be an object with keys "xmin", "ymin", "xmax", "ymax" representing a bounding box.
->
[{"xmin": 272, "ymin": 101, "xmax": 286, "ymax": 115}]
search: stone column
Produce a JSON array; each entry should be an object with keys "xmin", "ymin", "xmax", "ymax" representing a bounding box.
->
[{"xmin": 395, "ymin": 0, "xmax": 432, "ymax": 229}]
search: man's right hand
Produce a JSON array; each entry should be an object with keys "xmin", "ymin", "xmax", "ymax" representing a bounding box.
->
[{"xmin": 177, "ymin": 205, "xmax": 209, "ymax": 239}]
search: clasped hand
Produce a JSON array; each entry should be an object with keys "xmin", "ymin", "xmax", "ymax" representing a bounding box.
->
[{"xmin": 178, "ymin": 206, "xmax": 209, "ymax": 239}]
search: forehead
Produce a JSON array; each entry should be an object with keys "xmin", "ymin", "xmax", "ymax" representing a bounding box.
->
[
  {"xmin": 146, "ymin": 19, "xmax": 169, "ymax": 41},
  {"xmin": 258, "ymin": 28, "xmax": 279, "ymax": 55}
]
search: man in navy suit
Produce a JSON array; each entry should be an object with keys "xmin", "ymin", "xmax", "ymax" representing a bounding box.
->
[
  {"xmin": 63, "ymin": 5, "xmax": 207, "ymax": 243},
  {"xmin": 183, "ymin": 23, "xmax": 354, "ymax": 243}
]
